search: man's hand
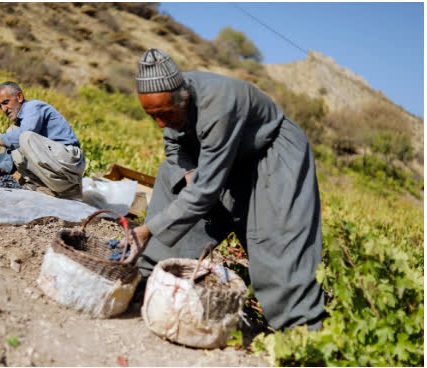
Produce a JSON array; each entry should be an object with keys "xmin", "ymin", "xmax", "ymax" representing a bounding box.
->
[{"xmin": 121, "ymin": 224, "xmax": 152, "ymax": 264}]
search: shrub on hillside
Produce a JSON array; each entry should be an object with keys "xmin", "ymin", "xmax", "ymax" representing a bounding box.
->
[
  {"xmin": 325, "ymin": 101, "xmax": 414, "ymax": 164},
  {"xmin": 113, "ymin": 2, "xmax": 160, "ymax": 20},
  {"xmin": 107, "ymin": 31, "xmax": 143, "ymax": 52},
  {"xmin": 325, "ymin": 108, "xmax": 365, "ymax": 154},
  {"xmin": 72, "ymin": 26, "xmax": 93, "ymax": 42},
  {"xmin": 192, "ymin": 43, "xmax": 220, "ymax": 67},
  {"xmin": 346, "ymin": 154, "xmax": 422, "ymax": 198},
  {"xmin": 0, "ymin": 44, "xmax": 62, "ymax": 89},
  {"xmin": 274, "ymin": 84, "xmax": 328, "ymax": 144},
  {"xmin": 151, "ymin": 14, "xmax": 203, "ymax": 44},
  {"xmin": 14, "ymin": 25, "xmax": 36, "ymax": 42},
  {"xmin": 240, "ymin": 59, "xmax": 265, "ymax": 77},
  {"xmin": 95, "ymin": 9, "xmax": 121, "ymax": 32},
  {"xmin": 214, "ymin": 47, "xmax": 240, "ymax": 69},
  {"xmin": 2, "ymin": 14, "xmax": 36, "ymax": 42},
  {"xmin": 214, "ymin": 27, "xmax": 263, "ymax": 62},
  {"xmin": 370, "ymin": 131, "xmax": 414, "ymax": 163},
  {"xmin": 361, "ymin": 100, "xmax": 411, "ymax": 135},
  {"xmin": 105, "ymin": 63, "xmax": 138, "ymax": 95}
]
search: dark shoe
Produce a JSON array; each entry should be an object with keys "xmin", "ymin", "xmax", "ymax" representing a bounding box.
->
[
  {"xmin": 57, "ymin": 185, "xmax": 83, "ymax": 201},
  {"xmin": 22, "ymin": 182, "xmax": 57, "ymax": 197}
]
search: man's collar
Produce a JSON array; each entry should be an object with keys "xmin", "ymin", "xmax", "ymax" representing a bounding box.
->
[{"xmin": 15, "ymin": 99, "xmax": 27, "ymax": 123}]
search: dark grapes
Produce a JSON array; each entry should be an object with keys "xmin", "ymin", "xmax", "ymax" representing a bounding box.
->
[{"xmin": 0, "ymin": 174, "xmax": 21, "ymax": 189}]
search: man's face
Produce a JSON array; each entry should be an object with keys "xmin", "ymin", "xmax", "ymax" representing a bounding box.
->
[
  {"xmin": 138, "ymin": 91, "xmax": 188, "ymax": 130},
  {"xmin": 0, "ymin": 87, "xmax": 24, "ymax": 122}
]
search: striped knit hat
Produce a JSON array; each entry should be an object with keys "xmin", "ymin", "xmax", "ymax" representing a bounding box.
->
[{"xmin": 136, "ymin": 48, "xmax": 184, "ymax": 93}]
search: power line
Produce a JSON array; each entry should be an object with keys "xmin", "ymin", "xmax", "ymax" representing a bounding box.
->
[{"xmin": 231, "ymin": 3, "xmax": 308, "ymax": 56}]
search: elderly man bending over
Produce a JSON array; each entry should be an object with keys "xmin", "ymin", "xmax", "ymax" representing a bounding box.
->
[
  {"xmin": 0, "ymin": 81, "xmax": 85, "ymax": 198},
  {"xmin": 125, "ymin": 49, "xmax": 325, "ymax": 332}
]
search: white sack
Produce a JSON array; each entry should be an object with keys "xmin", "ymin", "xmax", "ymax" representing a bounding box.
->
[{"xmin": 142, "ymin": 258, "xmax": 247, "ymax": 349}]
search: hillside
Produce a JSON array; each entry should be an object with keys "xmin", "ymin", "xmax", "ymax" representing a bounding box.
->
[
  {"xmin": 0, "ymin": 2, "xmax": 423, "ymax": 174},
  {"xmin": 265, "ymin": 51, "xmax": 423, "ymax": 163},
  {"xmin": 267, "ymin": 50, "xmax": 406, "ymax": 114},
  {"xmin": 0, "ymin": 3, "xmax": 235, "ymax": 93}
]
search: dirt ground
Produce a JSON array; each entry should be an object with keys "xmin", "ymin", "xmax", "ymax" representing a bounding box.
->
[{"xmin": 0, "ymin": 216, "xmax": 269, "ymax": 367}]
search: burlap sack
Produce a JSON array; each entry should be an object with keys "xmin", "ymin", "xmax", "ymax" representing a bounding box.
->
[{"xmin": 142, "ymin": 257, "xmax": 247, "ymax": 349}]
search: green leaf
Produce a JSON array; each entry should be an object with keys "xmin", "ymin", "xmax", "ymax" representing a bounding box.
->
[
  {"xmin": 227, "ymin": 329, "xmax": 243, "ymax": 348},
  {"xmin": 6, "ymin": 336, "xmax": 20, "ymax": 347},
  {"xmin": 375, "ymin": 326, "xmax": 395, "ymax": 344},
  {"xmin": 316, "ymin": 263, "xmax": 326, "ymax": 284},
  {"xmin": 393, "ymin": 333, "xmax": 411, "ymax": 362}
]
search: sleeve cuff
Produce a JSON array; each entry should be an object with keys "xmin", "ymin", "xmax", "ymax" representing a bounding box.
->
[
  {"xmin": 0, "ymin": 134, "xmax": 11, "ymax": 147},
  {"xmin": 145, "ymin": 212, "xmax": 179, "ymax": 247}
]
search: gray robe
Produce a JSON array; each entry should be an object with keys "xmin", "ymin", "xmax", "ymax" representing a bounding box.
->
[{"xmin": 140, "ymin": 71, "xmax": 325, "ymax": 330}]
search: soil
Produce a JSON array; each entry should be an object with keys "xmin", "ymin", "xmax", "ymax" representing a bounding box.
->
[{"xmin": 0, "ymin": 216, "xmax": 269, "ymax": 367}]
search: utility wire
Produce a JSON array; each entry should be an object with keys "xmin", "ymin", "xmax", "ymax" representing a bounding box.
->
[{"xmin": 231, "ymin": 3, "xmax": 308, "ymax": 56}]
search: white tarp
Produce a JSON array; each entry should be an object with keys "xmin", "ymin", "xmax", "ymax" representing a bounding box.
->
[{"xmin": 0, "ymin": 178, "xmax": 137, "ymax": 224}]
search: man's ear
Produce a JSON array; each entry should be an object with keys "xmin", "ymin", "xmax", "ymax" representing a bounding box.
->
[{"xmin": 17, "ymin": 91, "xmax": 24, "ymax": 103}]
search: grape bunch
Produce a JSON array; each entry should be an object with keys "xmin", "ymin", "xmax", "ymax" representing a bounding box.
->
[
  {"xmin": 106, "ymin": 238, "xmax": 130, "ymax": 261},
  {"xmin": 0, "ymin": 174, "xmax": 21, "ymax": 189}
]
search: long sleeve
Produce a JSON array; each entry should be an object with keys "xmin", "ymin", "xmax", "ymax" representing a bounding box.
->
[{"xmin": 0, "ymin": 102, "xmax": 44, "ymax": 148}]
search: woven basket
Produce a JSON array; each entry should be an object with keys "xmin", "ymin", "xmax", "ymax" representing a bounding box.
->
[
  {"xmin": 37, "ymin": 209, "xmax": 141, "ymax": 318},
  {"xmin": 142, "ymin": 248, "xmax": 247, "ymax": 349}
]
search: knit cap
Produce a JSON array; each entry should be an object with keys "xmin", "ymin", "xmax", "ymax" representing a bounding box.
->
[{"xmin": 136, "ymin": 48, "xmax": 184, "ymax": 93}]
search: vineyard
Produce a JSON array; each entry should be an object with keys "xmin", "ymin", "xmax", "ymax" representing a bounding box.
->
[{"xmin": 0, "ymin": 71, "xmax": 423, "ymax": 366}]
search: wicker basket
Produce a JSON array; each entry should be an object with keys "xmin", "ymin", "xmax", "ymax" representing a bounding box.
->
[
  {"xmin": 142, "ymin": 248, "xmax": 247, "ymax": 349},
  {"xmin": 37, "ymin": 209, "xmax": 141, "ymax": 318}
]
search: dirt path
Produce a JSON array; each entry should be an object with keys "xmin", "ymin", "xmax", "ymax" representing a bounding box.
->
[{"xmin": 0, "ymin": 217, "xmax": 268, "ymax": 367}]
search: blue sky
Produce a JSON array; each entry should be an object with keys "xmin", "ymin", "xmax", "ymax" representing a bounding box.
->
[{"xmin": 159, "ymin": 2, "xmax": 424, "ymax": 119}]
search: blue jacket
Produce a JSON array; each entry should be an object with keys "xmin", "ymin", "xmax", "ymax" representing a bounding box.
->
[
  {"xmin": 0, "ymin": 149, "xmax": 13, "ymax": 173},
  {"xmin": 0, "ymin": 99, "xmax": 80, "ymax": 149}
]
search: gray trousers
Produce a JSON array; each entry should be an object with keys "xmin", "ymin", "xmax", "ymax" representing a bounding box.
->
[
  {"xmin": 11, "ymin": 131, "xmax": 85, "ymax": 195},
  {"xmin": 140, "ymin": 119, "xmax": 325, "ymax": 330}
]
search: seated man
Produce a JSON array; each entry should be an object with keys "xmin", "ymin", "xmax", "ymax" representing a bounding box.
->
[{"xmin": 0, "ymin": 81, "xmax": 86, "ymax": 198}]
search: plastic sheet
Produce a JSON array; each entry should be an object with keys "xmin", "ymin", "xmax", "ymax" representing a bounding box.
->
[
  {"xmin": 0, "ymin": 178, "xmax": 137, "ymax": 224},
  {"xmin": 82, "ymin": 177, "xmax": 137, "ymax": 214}
]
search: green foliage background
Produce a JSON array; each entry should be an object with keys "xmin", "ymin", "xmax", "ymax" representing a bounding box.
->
[{"xmin": 0, "ymin": 71, "xmax": 423, "ymax": 366}]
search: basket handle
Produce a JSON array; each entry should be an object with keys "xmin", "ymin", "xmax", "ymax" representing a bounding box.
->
[
  {"xmin": 190, "ymin": 243, "xmax": 214, "ymax": 281},
  {"xmin": 80, "ymin": 209, "xmax": 131, "ymax": 263}
]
